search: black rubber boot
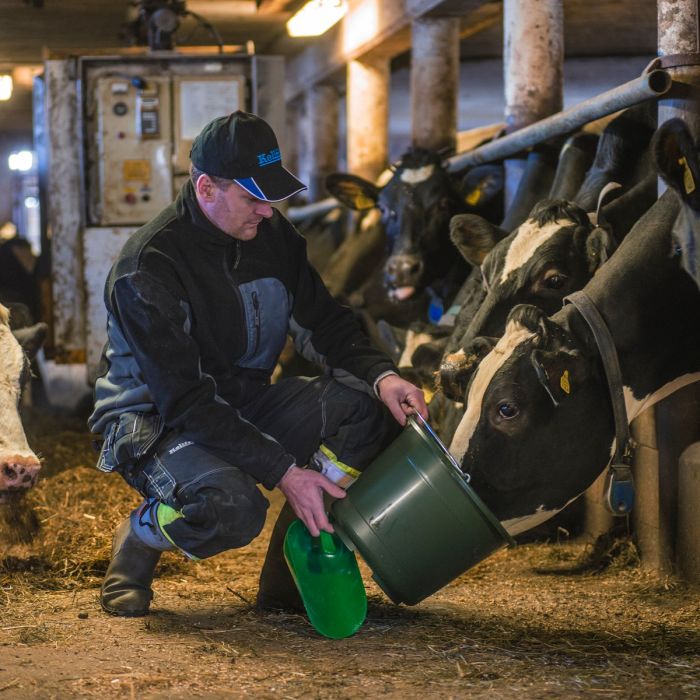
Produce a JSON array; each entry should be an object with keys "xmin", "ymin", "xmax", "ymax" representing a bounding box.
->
[
  {"xmin": 101, "ymin": 518, "xmax": 162, "ymax": 617},
  {"xmin": 256, "ymin": 502, "xmax": 304, "ymax": 613}
]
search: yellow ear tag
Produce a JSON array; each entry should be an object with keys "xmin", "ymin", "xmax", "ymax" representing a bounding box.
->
[
  {"xmin": 465, "ymin": 187, "xmax": 482, "ymax": 206},
  {"xmin": 678, "ymin": 156, "xmax": 696, "ymax": 195},
  {"xmin": 560, "ymin": 369, "xmax": 571, "ymax": 395},
  {"xmin": 355, "ymin": 194, "xmax": 376, "ymax": 210}
]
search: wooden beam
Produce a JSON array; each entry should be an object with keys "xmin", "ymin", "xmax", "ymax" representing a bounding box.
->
[
  {"xmin": 256, "ymin": 0, "xmax": 299, "ymax": 14},
  {"xmin": 284, "ymin": 0, "xmax": 488, "ymax": 101},
  {"xmin": 406, "ymin": 0, "xmax": 484, "ymax": 17}
]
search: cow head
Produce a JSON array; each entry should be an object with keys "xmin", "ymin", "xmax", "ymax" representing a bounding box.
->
[
  {"xmin": 448, "ymin": 304, "xmax": 611, "ymax": 535},
  {"xmin": 326, "ymin": 151, "xmax": 503, "ymax": 308},
  {"xmin": 0, "ymin": 303, "xmax": 45, "ymax": 502},
  {"xmin": 439, "ymin": 199, "xmax": 616, "ymax": 401},
  {"xmin": 653, "ymin": 118, "xmax": 700, "ymax": 288}
]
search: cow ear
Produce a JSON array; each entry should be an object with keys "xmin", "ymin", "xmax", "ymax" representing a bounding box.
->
[
  {"xmin": 460, "ymin": 164, "xmax": 504, "ymax": 209},
  {"xmin": 530, "ymin": 348, "xmax": 589, "ymax": 406},
  {"xmin": 438, "ymin": 335, "xmax": 497, "ymax": 402},
  {"xmin": 653, "ymin": 118, "xmax": 698, "ymax": 203},
  {"xmin": 576, "ymin": 224, "xmax": 618, "ymax": 273},
  {"xmin": 450, "ymin": 213, "xmax": 507, "ymax": 265},
  {"xmin": 325, "ymin": 173, "xmax": 380, "ymax": 211},
  {"xmin": 13, "ymin": 322, "xmax": 48, "ymax": 360},
  {"xmin": 507, "ymin": 304, "xmax": 554, "ymax": 342}
]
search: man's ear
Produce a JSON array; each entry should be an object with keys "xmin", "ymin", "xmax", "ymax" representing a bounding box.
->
[
  {"xmin": 530, "ymin": 348, "xmax": 589, "ymax": 406},
  {"xmin": 194, "ymin": 173, "xmax": 216, "ymax": 201},
  {"xmin": 325, "ymin": 173, "xmax": 380, "ymax": 211}
]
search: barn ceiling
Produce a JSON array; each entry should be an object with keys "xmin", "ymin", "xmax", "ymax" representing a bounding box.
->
[{"xmin": 0, "ymin": 0, "xmax": 658, "ymax": 134}]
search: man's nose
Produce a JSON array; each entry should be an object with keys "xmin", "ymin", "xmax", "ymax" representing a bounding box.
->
[{"xmin": 256, "ymin": 202, "xmax": 274, "ymax": 218}]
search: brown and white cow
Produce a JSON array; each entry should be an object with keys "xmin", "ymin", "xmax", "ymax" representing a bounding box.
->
[
  {"xmin": 447, "ymin": 190, "xmax": 700, "ymax": 535},
  {"xmin": 0, "ymin": 303, "xmax": 45, "ymax": 502}
]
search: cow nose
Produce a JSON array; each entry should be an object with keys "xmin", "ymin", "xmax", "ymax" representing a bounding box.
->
[
  {"xmin": 385, "ymin": 255, "xmax": 424, "ymax": 286},
  {"xmin": 0, "ymin": 456, "xmax": 41, "ymax": 493}
]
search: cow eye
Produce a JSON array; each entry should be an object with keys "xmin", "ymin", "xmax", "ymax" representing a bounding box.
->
[
  {"xmin": 543, "ymin": 272, "xmax": 567, "ymax": 290},
  {"xmin": 497, "ymin": 401, "xmax": 519, "ymax": 419}
]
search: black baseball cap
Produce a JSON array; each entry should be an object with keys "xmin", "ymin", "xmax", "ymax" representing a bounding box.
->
[{"xmin": 190, "ymin": 111, "xmax": 307, "ymax": 202}]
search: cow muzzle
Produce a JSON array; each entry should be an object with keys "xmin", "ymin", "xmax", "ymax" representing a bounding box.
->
[
  {"xmin": 385, "ymin": 255, "xmax": 424, "ymax": 300},
  {"xmin": 0, "ymin": 454, "xmax": 41, "ymax": 502}
]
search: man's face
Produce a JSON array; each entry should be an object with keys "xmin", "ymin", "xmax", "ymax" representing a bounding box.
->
[{"xmin": 199, "ymin": 177, "xmax": 274, "ymax": 240}]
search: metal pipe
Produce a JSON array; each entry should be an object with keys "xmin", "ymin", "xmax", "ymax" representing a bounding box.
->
[
  {"xmin": 287, "ymin": 197, "xmax": 338, "ymax": 223},
  {"xmin": 447, "ymin": 69, "xmax": 673, "ymax": 172}
]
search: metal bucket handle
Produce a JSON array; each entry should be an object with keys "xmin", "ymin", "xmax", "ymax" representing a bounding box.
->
[{"xmin": 409, "ymin": 413, "xmax": 471, "ymax": 483}]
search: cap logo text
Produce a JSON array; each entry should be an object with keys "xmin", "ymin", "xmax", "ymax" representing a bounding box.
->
[{"xmin": 257, "ymin": 148, "xmax": 281, "ymax": 167}]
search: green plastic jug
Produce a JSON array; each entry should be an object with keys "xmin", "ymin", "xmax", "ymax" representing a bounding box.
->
[{"xmin": 283, "ymin": 519, "xmax": 367, "ymax": 639}]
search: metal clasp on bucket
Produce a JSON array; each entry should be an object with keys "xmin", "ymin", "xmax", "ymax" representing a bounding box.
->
[{"xmin": 409, "ymin": 413, "xmax": 471, "ymax": 483}]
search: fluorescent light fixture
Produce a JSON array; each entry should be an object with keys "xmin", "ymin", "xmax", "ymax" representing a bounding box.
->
[
  {"xmin": 0, "ymin": 74, "xmax": 12, "ymax": 101},
  {"xmin": 287, "ymin": 0, "xmax": 347, "ymax": 37},
  {"xmin": 8, "ymin": 151, "xmax": 34, "ymax": 172}
]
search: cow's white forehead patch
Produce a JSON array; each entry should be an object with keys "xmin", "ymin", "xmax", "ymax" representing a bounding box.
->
[
  {"xmin": 449, "ymin": 320, "xmax": 535, "ymax": 463},
  {"xmin": 500, "ymin": 218, "xmax": 575, "ymax": 284},
  {"xmin": 400, "ymin": 164, "xmax": 435, "ymax": 185}
]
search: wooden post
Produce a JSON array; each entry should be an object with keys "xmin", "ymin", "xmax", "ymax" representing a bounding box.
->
[
  {"xmin": 633, "ymin": 385, "xmax": 700, "ymax": 574},
  {"xmin": 347, "ymin": 57, "xmax": 390, "ymax": 182},
  {"xmin": 299, "ymin": 85, "xmax": 340, "ymax": 203},
  {"xmin": 678, "ymin": 442, "xmax": 700, "ymax": 582},
  {"xmin": 503, "ymin": 0, "xmax": 563, "ymax": 207},
  {"xmin": 285, "ymin": 98, "xmax": 302, "ymax": 181},
  {"xmin": 658, "ymin": 0, "xmax": 700, "ymax": 136},
  {"xmin": 635, "ymin": 0, "xmax": 700, "ymax": 578},
  {"xmin": 410, "ymin": 17, "xmax": 459, "ymax": 152},
  {"xmin": 302, "ymin": 85, "xmax": 340, "ymax": 202}
]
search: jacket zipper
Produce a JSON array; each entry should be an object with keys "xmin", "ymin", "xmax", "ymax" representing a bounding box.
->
[
  {"xmin": 252, "ymin": 291, "xmax": 261, "ymax": 352},
  {"xmin": 233, "ymin": 241, "xmax": 241, "ymax": 270},
  {"xmin": 224, "ymin": 241, "xmax": 247, "ymax": 355}
]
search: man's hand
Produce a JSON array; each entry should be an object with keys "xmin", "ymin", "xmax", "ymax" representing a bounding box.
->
[
  {"xmin": 377, "ymin": 373, "xmax": 429, "ymax": 426},
  {"xmin": 277, "ymin": 465, "xmax": 346, "ymax": 537}
]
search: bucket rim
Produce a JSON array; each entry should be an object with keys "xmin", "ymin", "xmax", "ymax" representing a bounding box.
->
[{"xmin": 407, "ymin": 414, "xmax": 516, "ymax": 547}]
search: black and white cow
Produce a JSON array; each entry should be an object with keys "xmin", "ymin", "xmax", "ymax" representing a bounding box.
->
[
  {"xmin": 573, "ymin": 101, "xmax": 656, "ymax": 211},
  {"xmin": 0, "ymin": 303, "xmax": 46, "ymax": 502},
  {"xmin": 653, "ymin": 117, "xmax": 700, "ymax": 289},
  {"xmin": 438, "ymin": 176, "xmax": 657, "ymax": 402},
  {"xmin": 326, "ymin": 149, "xmax": 504, "ymax": 327},
  {"xmin": 447, "ymin": 190, "xmax": 700, "ymax": 535},
  {"xmin": 407, "ymin": 109, "xmax": 656, "ymax": 388}
]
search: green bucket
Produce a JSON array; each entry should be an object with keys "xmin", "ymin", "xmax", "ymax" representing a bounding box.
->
[{"xmin": 331, "ymin": 414, "xmax": 515, "ymax": 605}]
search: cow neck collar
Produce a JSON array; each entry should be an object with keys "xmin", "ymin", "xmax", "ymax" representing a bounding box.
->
[{"xmin": 564, "ymin": 290, "xmax": 634, "ymax": 472}]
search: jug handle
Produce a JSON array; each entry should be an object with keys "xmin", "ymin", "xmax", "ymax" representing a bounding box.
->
[{"xmin": 319, "ymin": 531, "xmax": 337, "ymax": 554}]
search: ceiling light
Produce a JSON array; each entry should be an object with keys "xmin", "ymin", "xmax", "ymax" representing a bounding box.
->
[
  {"xmin": 8, "ymin": 151, "xmax": 34, "ymax": 172},
  {"xmin": 0, "ymin": 75, "xmax": 13, "ymax": 101},
  {"xmin": 286, "ymin": 0, "xmax": 347, "ymax": 37}
]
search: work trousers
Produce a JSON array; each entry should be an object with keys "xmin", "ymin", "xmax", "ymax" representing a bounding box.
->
[{"xmin": 108, "ymin": 376, "xmax": 397, "ymax": 559}]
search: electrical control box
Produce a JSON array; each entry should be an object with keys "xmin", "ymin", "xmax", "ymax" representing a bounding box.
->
[
  {"xmin": 93, "ymin": 75, "xmax": 173, "ymax": 223},
  {"xmin": 85, "ymin": 57, "xmax": 248, "ymax": 226}
]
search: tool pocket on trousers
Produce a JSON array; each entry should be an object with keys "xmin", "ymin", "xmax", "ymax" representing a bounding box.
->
[{"xmin": 96, "ymin": 412, "xmax": 166, "ymax": 473}]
